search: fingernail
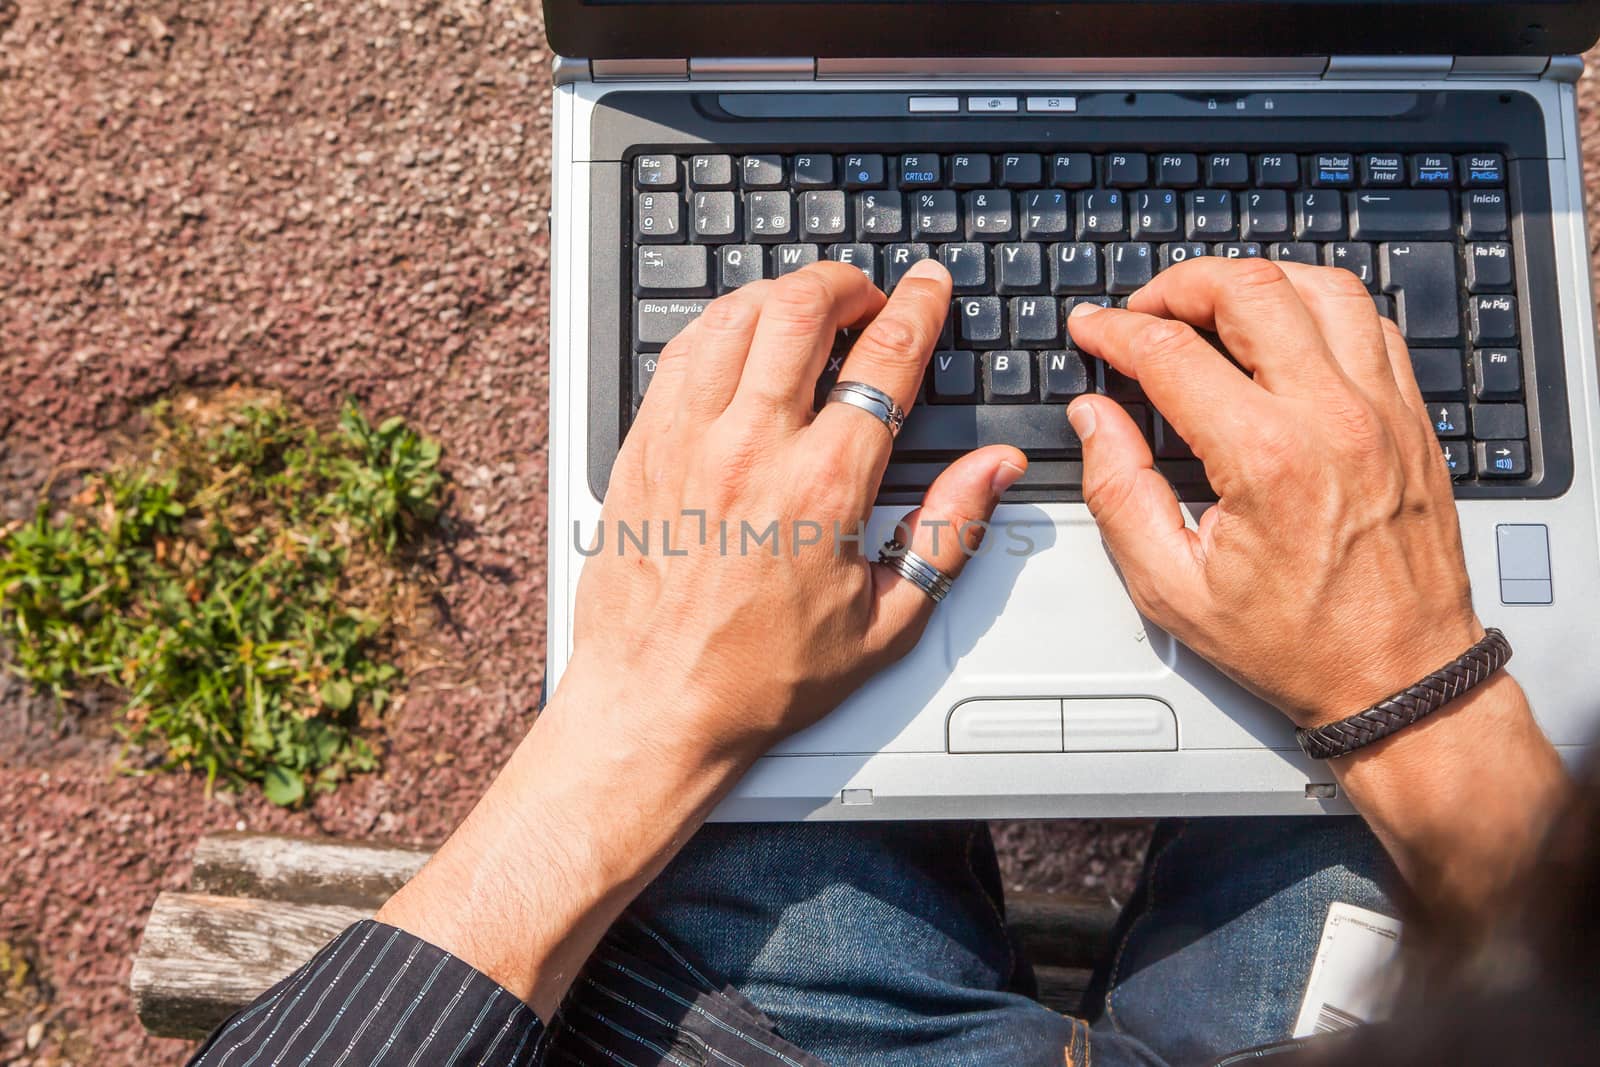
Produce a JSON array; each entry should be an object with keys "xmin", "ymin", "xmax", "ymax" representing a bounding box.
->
[
  {"xmin": 1067, "ymin": 401, "xmax": 1096, "ymax": 440},
  {"xmin": 991, "ymin": 460, "xmax": 1026, "ymax": 495},
  {"xmin": 1069, "ymin": 301, "xmax": 1105, "ymax": 318},
  {"xmin": 903, "ymin": 259, "xmax": 949, "ymax": 283}
]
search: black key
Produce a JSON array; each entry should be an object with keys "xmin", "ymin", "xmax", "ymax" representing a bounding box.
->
[
  {"xmin": 1441, "ymin": 440, "xmax": 1471, "ymax": 478},
  {"xmin": 997, "ymin": 243, "xmax": 1046, "ymax": 293},
  {"xmin": 689, "ymin": 154, "xmax": 734, "ymax": 189},
  {"xmin": 741, "ymin": 154, "xmax": 785, "ymax": 189},
  {"xmin": 1154, "ymin": 153, "xmax": 1199, "ymax": 187},
  {"xmin": 1409, "ymin": 349, "xmax": 1465, "ymax": 395},
  {"xmin": 1159, "ymin": 242, "xmax": 1209, "ymax": 270},
  {"xmin": 930, "ymin": 350, "xmax": 978, "ymax": 402},
  {"xmin": 1460, "ymin": 153, "xmax": 1505, "ymax": 187},
  {"xmin": 635, "ymin": 245, "xmax": 709, "ymax": 294},
  {"xmin": 854, "ymin": 191, "xmax": 906, "ymax": 241},
  {"xmin": 1255, "ymin": 153, "xmax": 1299, "ymax": 188},
  {"xmin": 1063, "ymin": 295, "xmax": 1114, "ymax": 321},
  {"xmin": 1380, "ymin": 242, "xmax": 1460, "ymax": 343},
  {"xmin": 1472, "ymin": 348, "xmax": 1522, "ymax": 401},
  {"xmin": 635, "ymin": 191, "xmax": 683, "ymax": 242},
  {"xmin": 1154, "ymin": 415, "xmax": 1195, "ymax": 460},
  {"xmin": 1049, "ymin": 242, "xmax": 1102, "ymax": 294},
  {"xmin": 1372, "ymin": 293, "xmax": 1394, "ymax": 320},
  {"xmin": 1098, "ymin": 361, "xmax": 1144, "ymax": 401},
  {"xmin": 827, "ymin": 243, "xmax": 876, "ymax": 285},
  {"xmin": 817, "ymin": 334, "xmax": 851, "ymax": 402},
  {"xmin": 1205, "ymin": 152, "xmax": 1250, "ymax": 188},
  {"xmin": 635, "ymin": 297, "xmax": 709, "ymax": 349},
  {"xmin": 1471, "ymin": 403, "xmax": 1527, "ymax": 440},
  {"xmin": 842, "ymin": 154, "xmax": 886, "ymax": 189},
  {"xmin": 1466, "ymin": 242, "xmax": 1514, "ymax": 293},
  {"xmin": 1470, "ymin": 294, "xmax": 1518, "ymax": 345},
  {"xmin": 899, "ymin": 153, "xmax": 941, "ymax": 188},
  {"xmin": 1041, "ymin": 350, "xmax": 1090, "ymax": 400},
  {"xmin": 1020, "ymin": 190, "xmax": 1071, "ymax": 239},
  {"xmin": 1131, "ymin": 189, "xmax": 1180, "ymax": 240},
  {"xmin": 1105, "ymin": 242, "xmax": 1154, "ymax": 293},
  {"xmin": 965, "ymin": 190, "xmax": 1015, "ymax": 240},
  {"xmin": 633, "ymin": 350, "xmax": 659, "ymax": 402},
  {"xmin": 959, "ymin": 296, "xmax": 1006, "ymax": 348},
  {"xmin": 635, "ymin": 153, "xmax": 679, "ymax": 190},
  {"xmin": 1075, "ymin": 190, "xmax": 1127, "ymax": 239},
  {"xmin": 1409, "ymin": 153, "xmax": 1455, "ymax": 187},
  {"xmin": 744, "ymin": 191, "xmax": 793, "ymax": 242},
  {"xmin": 1105, "ymin": 152, "xmax": 1148, "ymax": 188},
  {"xmin": 1215, "ymin": 242, "xmax": 1263, "ymax": 259},
  {"xmin": 1348, "ymin": 190, "xmax": 1453, "ymax": 240},
  {"xmin": 940, "ymin": 242, "xmax": 988, "ymax": 293},
  {"xmin": 883, "ymin": 243, "xmax": 932, "ymax": 291},
  {"xmin": 1312, "ymin": 152, "xmax": 1355, "ymax": 187},
  {"xmin": 1323, "ymin": 242, "xmax": 1376, "ymax": 291},
  {"xmin": 1000, "ymin": 153, "xmax": 1043, "ymax": 187},
  {"xmin": 912, "ymin": 190, "xmax": 961, "ymax": 240},
  {"xmin": 893, "ymin": 404, "xmax": 1082, "ymax": 456},
  {"xmin": 773, "ymin": 243, "xmax": 820, "ymax": 277},
  {"xmin": 1050, "ymin": 153, "xmax": 1094, "ymax": 189},
  {"xmin": 690, "ymin": 191, "xmax": 738, "ymax": 242},
  {"xmin": 717, "ymin": 245, "xmax": 764, "ymax": 292},
  {"xmin": 1295, "ymin": 191, "xmax": 1344, "ymax": 240},
  {"xmin": 949, "ymin": 153, "xmax": 993, "ymax": 187},
  {"xmin": 800, "ymin": 190, "xmax": 848, "ymax": 241},
  {"xmin": 1241, "ymin": 190, "xmax": 1290, "ymax": 240},
  {"xmin": 1461, "ymin": 189, "xmax": 1509, "ymax": 238},
  {"xmin": 1475, "ymin": 440, "xmax": 1527, "ymax": 478},
  {"xmin": 1360, "ymin": 153, "xmax": 1405, "ymax": 187},
  {"xmin": 1184, "ymin": 190, "xmax": 1235, "ymax": 239},
  {"xmin": 1009, "ymin": 296, "xmax": 1059, "ymax": 346},
  {"xmin": 1429, "ymin": 402, "xmax": 1467, "ymax": 438},
  {"xmin": 791, "ymin": 153, "xmax": 833, "ymax": 187},
  {"xmin": 1270, "ymin": 241, "xmax": 1319, "ymax": 265},
  {"xmin": 984, "ymin": 351, "xmax": 1035, "ymax": 402}
]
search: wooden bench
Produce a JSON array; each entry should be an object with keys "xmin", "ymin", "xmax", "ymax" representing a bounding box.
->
[{"xmin": 133, "ymin": 832, "xmax": 1119, "ymax": 1040}]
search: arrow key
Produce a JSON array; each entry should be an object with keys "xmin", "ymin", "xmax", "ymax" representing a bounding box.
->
[
  {"xmin": 633, "ymin": 351, "xmax": 661, "ymax": 403},
  {"xmin": 1475, "ymin": 440, "xmax": 1528, "ymax": 478},
  {"xmin": 1440, "ymin": 440, "xmax": 1470, "ymax": 478},
  {"xmin": 1430, "ymin": 402, "xmax": 1467, "ymax": 438}
]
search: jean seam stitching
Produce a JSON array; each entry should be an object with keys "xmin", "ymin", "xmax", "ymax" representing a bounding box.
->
[
  {"xmin": 1104, "ymin": 823, "xmax": 1185, "ymax": 1036},
  {"xmin": 965, "ymin": 823, "xmax": 1016, "ymax": 988}
]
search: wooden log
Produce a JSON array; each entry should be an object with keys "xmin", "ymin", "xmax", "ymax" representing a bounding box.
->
[
  {"xmin": 132, "ymin": 892, "xmax": 370, "ymax": 1040},
  {"xmin": 190, "ymin": 832, "xmax": 431, "ymax": 909}
]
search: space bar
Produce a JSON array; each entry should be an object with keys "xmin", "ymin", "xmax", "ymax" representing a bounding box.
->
[{"xmin": 894, "ymin": 405, "xmax": 1080, "ymax": 456}]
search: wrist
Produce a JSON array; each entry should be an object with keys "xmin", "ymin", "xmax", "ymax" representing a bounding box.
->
[{"xmin": 1293, "ymin": 615, "xmax": 1488, "ymax": 729}]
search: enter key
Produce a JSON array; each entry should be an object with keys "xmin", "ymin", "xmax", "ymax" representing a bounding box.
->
[{"xmin": 1380, "ymin": 242, "xmax": 1460, "ymax": 343}]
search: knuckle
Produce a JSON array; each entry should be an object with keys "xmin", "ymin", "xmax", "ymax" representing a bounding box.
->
[
  {"xmin": 770, "ymin": 271, "xmax": 835, "ymax": 320},
  {"xmin": 1228, "ymin": 256, "xmax": 1289, "ymax": 291},
  {"xmin": 699, "ymin": 292, "xmax": 759, "ymax": 334},
  {"xmin": 1082, "ymin": 465, "xmax": 1141, "ymax": 528},
  {"xmin": 855, "ymin": 314, "xmax": 925, "ymax": 362},
  {"xmin": 1311, "ymin": 265, "xmax": 1374, "ymax": 303},
  {"xmin": 1133, "ymin": 318, "xmax": 1197, "ymax": 363},
  {"xmin": 1243, "ymin": 418, "xmax": 1304, "ymax": 480}
]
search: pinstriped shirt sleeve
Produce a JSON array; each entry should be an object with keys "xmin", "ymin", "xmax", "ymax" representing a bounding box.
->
[{"xmin": 186, "ymin": 920, "xmax": 543, "ymax": 1067}]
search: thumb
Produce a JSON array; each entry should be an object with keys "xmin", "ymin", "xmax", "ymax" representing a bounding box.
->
[
  {"xmin": 865, "ymin": 444, "xmax": 1026, "ymax": 658},
  {"xmin": 1069, "ymin": 394, "xmax": 1204, "ymax": 601}
]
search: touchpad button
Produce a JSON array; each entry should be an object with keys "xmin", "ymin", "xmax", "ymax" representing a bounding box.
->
[{"xmin": 1062, "ymin": 697, "xmax": 1177, "ymax": 751}]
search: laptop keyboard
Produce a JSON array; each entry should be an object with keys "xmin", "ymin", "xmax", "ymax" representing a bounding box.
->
[{"xmin": 628, "ymin": 148, "xmax": 1526, "ymax": 499}]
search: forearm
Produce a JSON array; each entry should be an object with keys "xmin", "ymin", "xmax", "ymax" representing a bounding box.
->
[
  {"xmin": 376, "ymin": 656, "xmax": 753, "ymax": 1019},
  {"xmin": 1330, "ymin": 671, "xmax": 1567, "ymax": 920}
]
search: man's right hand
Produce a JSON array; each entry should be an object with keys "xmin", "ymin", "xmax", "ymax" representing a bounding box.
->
[{"xmin": 1064, "ymin": 257, "xmax": 1484, "ymax": 730}]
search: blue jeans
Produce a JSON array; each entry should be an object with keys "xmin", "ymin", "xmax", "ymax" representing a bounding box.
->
[{"xmin": 620, "ymin": 817, "xmax": 1399, "ymax": 1067}]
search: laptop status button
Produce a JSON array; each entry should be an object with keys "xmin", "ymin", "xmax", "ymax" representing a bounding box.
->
[
  {"xmin": 967, "ymin": 95, "xmax": 1019, "ymax": 114},
  {"xmin": 947, "ymin": 699, "xmax": 1063, "ymax": 753}
]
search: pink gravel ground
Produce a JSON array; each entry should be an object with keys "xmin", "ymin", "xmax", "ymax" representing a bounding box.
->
[{"xmin": 2, "ymin": 3, "xmax": 1598, "ymax": 1060}]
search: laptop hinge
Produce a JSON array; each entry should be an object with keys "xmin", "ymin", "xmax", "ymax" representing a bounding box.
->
[
  {"xmin": 690, "ymin": 57, "xmax": 816, "ymax": 80},
  {"xmin": 592, "ymin": 58, "xmax": 690, "ymax": 81},
  {"xmin": 1324, "ymin": 55, "xmax": 1453, "ymax": 78},
  {"xmin": 815, "ymin": 57, "xmax": 1327, "ymax": 79}
]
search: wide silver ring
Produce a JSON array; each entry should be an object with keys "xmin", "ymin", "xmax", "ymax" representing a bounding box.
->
[
  {"xmin": 825, "ymin": 381, "xmax": 906, "ymax": 438},
  {"xmin": 876, "ymin": 539, "xmax": 956, "ymax": 604}
]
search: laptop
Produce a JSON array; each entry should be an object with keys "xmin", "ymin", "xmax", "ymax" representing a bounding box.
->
[{"xmin": 542, "ymin": 0, "xmax": 1600, "ymax": 820}]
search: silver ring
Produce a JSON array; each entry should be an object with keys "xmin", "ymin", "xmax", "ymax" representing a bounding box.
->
[
  {"xmin": 825, "ymin": 381, "xmax": 906, "ymax": 438},
  {"xmin": 876, "ymin": 539, "xmax": 956, "ymax": 604}
]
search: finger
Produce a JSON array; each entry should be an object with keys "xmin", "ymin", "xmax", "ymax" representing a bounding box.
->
[
  {"xmin": 1272, "ymin": 262, "xmax": 1397, "ymax": 398},
  {"xmin": 1375, "ymin": 315, "xmax": 1428, "ymax": 418},
  {"xmin": 1064, "ymin": 301, "xmax": 1265, "ymax": 464},
  {"xmin": 864, "ymin": 444, "xmax": 1027, "ymax": 658},
  {"xmin": 1067, "ymin": 394, "xmax": 1206, "ymax": 608},
  {"xmin": 1121, "ymin": 257, "xmax": 1342, "ymax": 396},
  {"xmin": 731, "ymin": 262, "xmax": 886, "ymax": 425},
  {"xmin": 650, "ymin": 280, "xmax": 776, "ymax": 421},
  {"xmin": 809, "ymin": 259, "xmax": 953, "ymax": 463}
]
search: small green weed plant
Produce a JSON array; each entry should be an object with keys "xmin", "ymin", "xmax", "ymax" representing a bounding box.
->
[{"xmin": 0, "ymin": 391, "xmax": 442, "ymax": 805}]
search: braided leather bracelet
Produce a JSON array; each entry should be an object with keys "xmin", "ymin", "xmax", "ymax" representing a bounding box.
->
[{"xmin": 1295, "ymin": 628, "xmax": 1513, "ymax": 760}]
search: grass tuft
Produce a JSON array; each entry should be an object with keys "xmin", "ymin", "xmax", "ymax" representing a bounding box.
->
[{"xmin": 0, "ymin": 390, "xmax": 443, "ymax": 806}]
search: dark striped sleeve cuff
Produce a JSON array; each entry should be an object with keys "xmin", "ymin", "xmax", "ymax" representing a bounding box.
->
[{"xmin": 187, "ymin": 920, "xmax": 543, "ymax": 1066}]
